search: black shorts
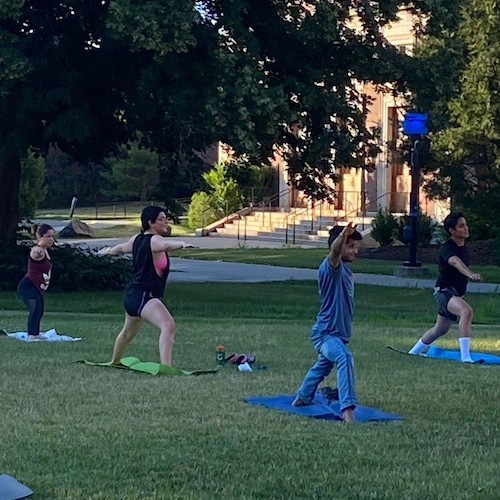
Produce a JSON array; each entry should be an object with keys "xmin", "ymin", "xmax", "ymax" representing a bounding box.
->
[
  {"xmin": 433, "ymin": 287, "xmax": 459, "ymax": 322},
  {"xmin": 124, "ymin": 289, "xmax": 160, "ymax": 317}
]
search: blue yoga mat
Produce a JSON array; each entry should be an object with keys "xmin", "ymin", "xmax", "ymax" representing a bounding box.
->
[
  {"xmin": 388, "ymin": 345, "xmax": 500, "ymax": 365},
  {"xmin": 0, "ymin": 474, "xmax": 33, "ymax": 500},
  {"xmin": 245, "ymin": 394, "xmax": 403, "ymax": 422},
  {"xmin": 426, "ymin": 346, "xmax": 500, "ymax": 364}
]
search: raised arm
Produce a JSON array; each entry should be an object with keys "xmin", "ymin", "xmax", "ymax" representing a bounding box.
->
[
  {"xmin": 448, "ymin": 256, "xmax": 481, "ymax": 281},
  {"xmin": 328, "ymin": 223, "xmax": 357, "ymax": 269}
]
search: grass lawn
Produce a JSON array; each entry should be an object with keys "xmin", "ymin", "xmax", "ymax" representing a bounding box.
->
[{"xmin": 1, "ymin": 283, "xmax": 499, "ymax": 499}]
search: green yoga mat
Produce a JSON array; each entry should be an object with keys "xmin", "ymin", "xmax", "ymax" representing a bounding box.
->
[{"xmin": 80, "ymin": 357, "xmax": 220, "ymax": 376}]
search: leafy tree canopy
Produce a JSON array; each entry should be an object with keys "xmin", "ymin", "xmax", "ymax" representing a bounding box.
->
[
  {"xmin": 409, "ymin": 0, "xmax": 500, "ymax": 237},
  {"xmin": 1, "ymin": 0, "xmax": 411, "ymax": 245}
]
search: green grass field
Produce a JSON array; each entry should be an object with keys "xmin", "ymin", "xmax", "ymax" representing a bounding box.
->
[{"xmin": 1, "ymin": 283, "xmax": 499, "ymax": 499}]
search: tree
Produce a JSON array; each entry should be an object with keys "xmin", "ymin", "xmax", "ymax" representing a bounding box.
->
[
  {"xmin": 41, "ymin": 144, "xmax": 105, "ymax": 208},
  {"xmin": 184, "ymin": 1, "xmax": 407, "ymax": 200},
  {"xmin": 1, "ymin": 0, "xmax": 411, "ymax": 246},
  {"xmin": 410, "ymin": 0, "xmax": 499, "ymax": 237},
  {"xmin": 434, "ymin": 0, "xmax": 499, "ymax": 235},
  {"xmin": 0, "ymin": 0, "xmax": 199, "ymax": 244},
  {"xmin": 118, "ymin": 1, "xmax": 410, "ymax": 203},
  {"xmin": 19, "ymin": 151, "xmax": 47, "ymax": 218},
  {"xmin": 101, "ymin": 142, "xmax": 160, "ymax": 202}
]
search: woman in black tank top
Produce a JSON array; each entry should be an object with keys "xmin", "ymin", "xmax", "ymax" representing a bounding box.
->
[{"xmin": 97, "ymin": 206, "xmax": 191, "ymax": 366}]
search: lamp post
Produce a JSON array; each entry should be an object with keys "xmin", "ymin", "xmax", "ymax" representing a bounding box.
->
[{"xmin": 402, "ymin": 112, "xmax": 428, "ymax": 268}]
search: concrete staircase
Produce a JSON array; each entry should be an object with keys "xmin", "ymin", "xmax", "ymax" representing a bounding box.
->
[{"xmin": 200, "ymin": 208, "xmax": 376, "ymax": 247}]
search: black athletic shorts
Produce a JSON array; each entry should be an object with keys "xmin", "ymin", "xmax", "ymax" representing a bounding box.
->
[
  {"xmin": 123, "ymin": 288, "xmax": 160, "ymax": 317},
  {"xmin": 433, "ymin": 287, "xmax": 459, "ymax": 322}
]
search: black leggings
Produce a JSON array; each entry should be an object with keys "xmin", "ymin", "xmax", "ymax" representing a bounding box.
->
[{"xmin": 17, "ymin": 278, "xmax": 44, "ymax": 336}]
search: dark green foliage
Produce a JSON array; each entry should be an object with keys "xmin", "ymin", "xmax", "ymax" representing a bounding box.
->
[
  {"xmin": 100, "ymin": 142, "xmax": 160, "ymax": 202},
  {"xmin": 0, "ymin": 243, "xmax": 131, "ymax": 292},
  {"xmin": 41, "ymin": 146, "xmax": 104, "ymax": 208},
  {"xmin": 396, "ymin": 213, "xmax": 434, "ymax": 247},
  {"xmin": 1, "ymin": 0, "xmax": 411, "ymax": 244},
  {"xmin": 371, "ymin": 208, "xmax": 398, "ymax": 247},
  {"xmin": 410, "ymin": 0, "xmax": 500, "ymax": 236},
  {"xmin": 463, "ymin": 213, "xmax": 497, "ymax": 242},
  {"xmin": 19, "ymin": 151, "xmax": 47, "ymax": 217}
]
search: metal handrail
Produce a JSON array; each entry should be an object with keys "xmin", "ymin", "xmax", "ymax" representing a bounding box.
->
[
  {"xmin": 255, "ymin": 187, "xmax": 293, "ymax": 210},
  {"xmin": 220, "ymin": 189, "xmax": 411, "ymax": 244},
  {"xmin": 284, "ymin": 199, "xmax": 325, "ymax": 245},
  {"xmin": 281, "ymin": 191, "xmax": 411, "ymax": 244},
  {"xmin": 237, "ymin": 187, "xmax": 293, "ymax": 241}
]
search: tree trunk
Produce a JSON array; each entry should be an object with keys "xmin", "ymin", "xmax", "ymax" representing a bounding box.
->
[{"xmin": 0, "ymin": 154, "xmax": 22, "ymax": 246}]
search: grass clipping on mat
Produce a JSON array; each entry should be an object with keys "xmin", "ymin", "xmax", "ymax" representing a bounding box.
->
[{"xmin": 80, "ymin": 356, "xmax": 220, "ymax": 376}]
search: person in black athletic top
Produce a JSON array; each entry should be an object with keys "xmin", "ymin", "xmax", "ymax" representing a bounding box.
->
[
  {"xmin": 408, "ymin": 212, "xmax": 481, "ymax": 362},
  {"xmin": 98, "ymin": 206, "xmax": 190, "ymax": 366}
]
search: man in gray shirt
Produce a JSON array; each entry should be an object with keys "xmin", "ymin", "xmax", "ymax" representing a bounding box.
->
[{"xmin": 293, "ymin": 223, "xmax": 362, "ymax": 423}]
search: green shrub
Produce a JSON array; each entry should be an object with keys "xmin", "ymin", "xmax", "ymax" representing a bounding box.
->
[
  {"xmin": 0, "ymin": 243, "xmax": 131, "ymax": 292},
  {"xmin": 187, "ymin": 192, "xmax": 220, "ymax": 229},
  {"xmin": 203, "ymin": 162, "xmax": 243, "ymax": 215},
  {"xmin": 371, "ymin": 209, "xmax": 398, "ymax": 247},
  {"xmin": 464, "ymin": 213, "xmax": 496, "ymax": 241},
  {"xmin": 495, "ymin": 235, "xmax": 500, "ymax": 265},
  {"xmin": 396, "ymin": 213, "xmax": 435, "ymax": 247}
]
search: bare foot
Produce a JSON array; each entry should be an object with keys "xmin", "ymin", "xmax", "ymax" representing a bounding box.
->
[
  {"xmin": 342, "ymin": 407, "xmax": 355, "ymax": 423},
  {"xmin": 28, "ymin": 335, "xmax": 45, "ymax": 342},
  {"xmin": 292, "ymin": 396, "xmax": 312, "ymax": 407}
]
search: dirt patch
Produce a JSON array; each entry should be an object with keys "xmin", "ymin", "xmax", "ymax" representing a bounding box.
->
[{"xmin": 359, "ymin": 239, "xmax": 498, "ymax": 266}]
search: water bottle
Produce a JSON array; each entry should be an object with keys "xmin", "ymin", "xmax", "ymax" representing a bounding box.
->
[{"xmin": 216, "ymin": 344, "xmax": 225, "ymax": 365}]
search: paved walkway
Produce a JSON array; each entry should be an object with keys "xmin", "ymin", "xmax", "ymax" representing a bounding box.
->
[{"xmin": 166, "ymin": 258, "xmax": 500, "ymax": 293}]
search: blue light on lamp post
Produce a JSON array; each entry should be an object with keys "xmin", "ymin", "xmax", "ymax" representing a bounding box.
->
[
  {"xmin": 402, "ymin": 112, "xmax": 428, "ymax": 268},
  {"xmin": 403, "ymin": 112, "xmax": 428, "ymax": 136}
]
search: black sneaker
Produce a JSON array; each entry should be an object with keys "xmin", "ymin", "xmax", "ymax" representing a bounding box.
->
[{"xmin": 319, "ymin": 386, "xmax": 339, "ymax": 401}]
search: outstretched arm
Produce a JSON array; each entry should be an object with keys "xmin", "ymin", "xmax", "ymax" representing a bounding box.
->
[
  {"xmin": 150, "ymin": 235, "xmax": 193, "ymax": 253},
  {"xmin": 328, "ymin": 223, "xmax": 357, "ymax": 269},
  {"xmin": 97, "ymin": 235, "xmax": 137, "ymax": 256},
  {"xmin": 448, "ymin": 256, "xmax": 481, "ymax": 281}
]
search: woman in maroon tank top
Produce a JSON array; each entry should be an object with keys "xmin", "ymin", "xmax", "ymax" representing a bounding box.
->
[{"xmin": 16, "ymin": 223, "xmax": 55, "ymax": 340}]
